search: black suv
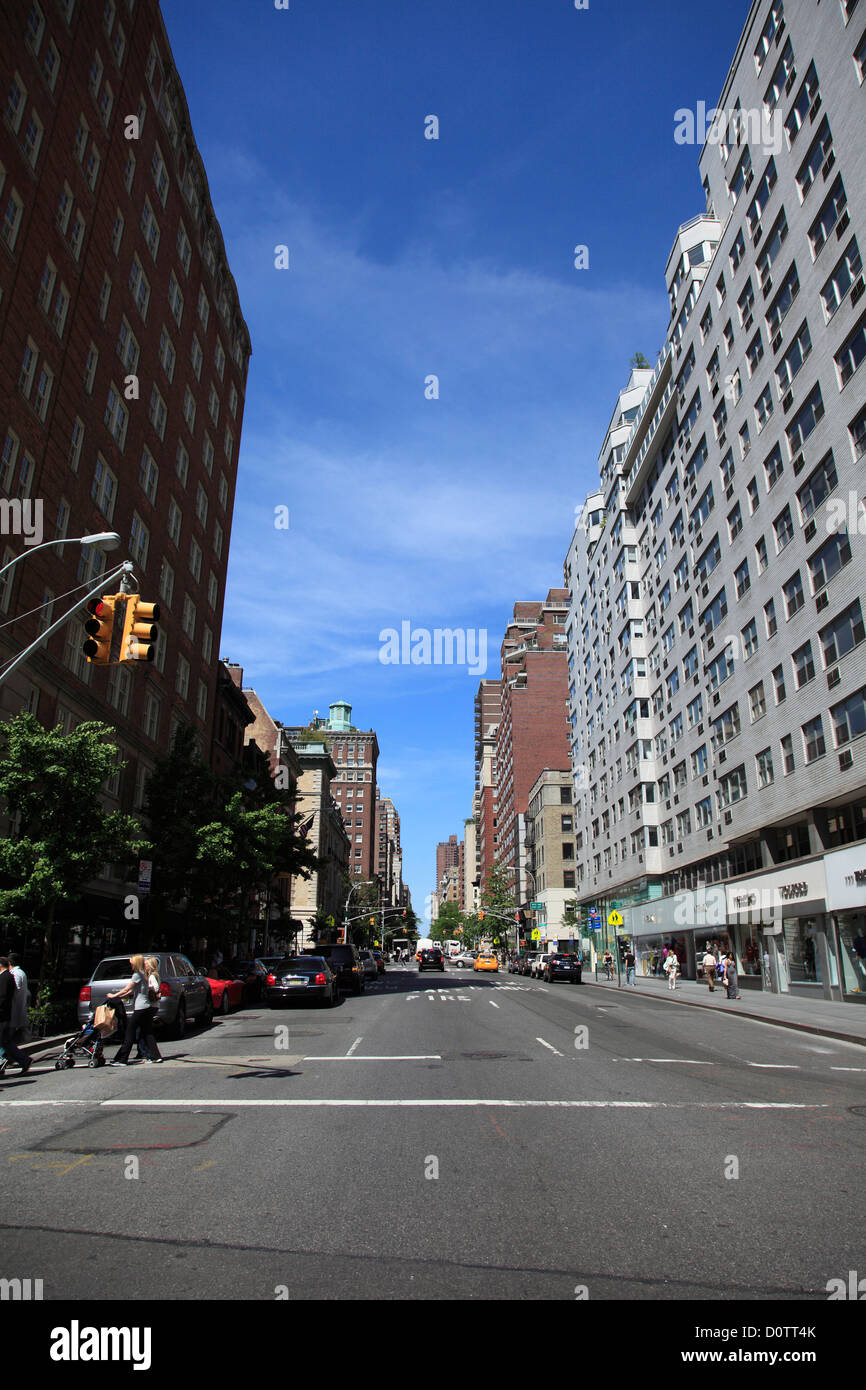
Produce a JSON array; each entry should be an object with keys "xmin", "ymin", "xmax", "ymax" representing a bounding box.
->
[
  {"xmin": 418, "ymin": 948, "xmax": 445, "ymax": 973},
  {"xmin": 543, "ymin": 953, "xmax": 583, "ymax": 984},
  {"xmin": 306, "ymin": 944, "xmax": 365, "ymax": 995}
]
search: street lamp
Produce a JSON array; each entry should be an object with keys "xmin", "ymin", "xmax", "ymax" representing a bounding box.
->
[{"xmin": 0, "ymin": 531, "xmax": 121, "ymax": 579}]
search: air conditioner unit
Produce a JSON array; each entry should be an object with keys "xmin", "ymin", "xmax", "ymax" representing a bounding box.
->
[
  {"xmin": 702, "ymin": 774, "xmax": 709, "ymax": 786},
  {"xmin": 713, "ymin": 691, "xmax": 721, "ymax": 706},
  {"xmin": 707, "ymin": 828, "xmax": 714, "ymax": 839},
  {"xmin": 718, "ymin": 749, "xmax": 726, "ymax": 764},
  {"xmin": 827, "ymin": 666, "xmax": 841, "ymax": 690}
]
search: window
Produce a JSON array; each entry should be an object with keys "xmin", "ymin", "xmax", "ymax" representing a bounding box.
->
[
  {"xmin": 195, "ymin": 483, "xmax": 208, "ymax": 527},
  {"xmin": 177, "ymin": 222, "xmax": 191, "ymax": 275},
  {"xmin": 117, "ymin": 316, "xmax": 139, "ymax": 373},
  {"xmin": 175, "ymin": 655, "xmax": 190, "ymax": 700},
  {"xmin": 167, "ymin": 497, "xmax": 182, "ymax": 546},
  {"xmin": 809, "ymin": 178, "xmax": 847, "ymax": 260},
  {"xmin": 786, "ymin": 384, "xmax": 824, "ymax": 457},
  {"xmin": 148, "ymin": 384, "xmax": 167, "ymax": 440},
  {"xmin": 6, "ymin": 73, "xmax": 27, "ymax": 133},
  {"xmin": 123, "ymin": 147, "xmax": 135, "ymax": 192},
  {"xmin": 91, "ymin": 455, "xmax": 116, "ymax": 520},
  {"xmin": 765, "ymin": 598, "xmax": 777, "ymax": 638},
  {"xmin": 809, "ymin": 531, "xmax": 852, "ymax": 592},
  {"xmin": 749, "ymin": 683, "xmax": 766, "ymax": 721},
  {"xmin": 68, "ymin": 417, "xmax": 84, "ymax": 474},
  {"xmin": 783, "ymin": 571, "xmax": 804, "ymax": 618},
  {"xmin": 792, "ymin": 641, "xmax": 815, "ymax": 689},
  {"xmin": 831, "ymin": 689, "xmax": 866, "ymax": 746},
  {"xmin": 22, "ymin": 109, "xmax": 44, "ymax": 169},
  {"xmin": 796, "ymin": 120, "xmax": 833, "ymax": 202},
  {"xmin": 182, "ymin": 386, "xmax": 196, "ymax": 433},
  {"xmin": 802, "ymin": 714, "xmax": 826, "ymax": 764},
  {"xmin": 781, "ymin": 733, "xmax": 795, "ymax": 774},
  {"xmin": 774, "ymin": 505, "xmax": 794, "ymax": 553},
  {"xmin": 104, "ymin": 383, "xmax": 128, "ymax": 448},
  {"xmin": 112, "ymin": 206, "xmax": 124, "ymax": 256},
  {"xmin": 191, "ymin": 335, "xmax": 203, "ymax": 380},
  {"xmin": 181, "ymin": 594, "xmax": 196, "ymax": 640},
  {"xmin": 718, "ymin": 765, "xmax": 747, "ymax": 809},
  {"xmin": 56, "ymin": 181, "xmax": 72, "ymax": 235},
  {"xmin": 836, "ymin": 317, "xmax": 866, "ymax": 389},
  {"xmin": 767, "ymin": 262, "xmax": 800, "ymax": 339},
  {"xmin": 797, "ymin": 451, "xmax": 837, "ymax": 522},
  {"xmin": 729, "ymin": 503, "xmax": 743, "ymax": 543},
  {"xmin": 756, "ymin": 748, "xmax": 774, "ymax": 788},
  {"xmin": 774, "ymin": 665, "xmax": 786, "ymax": 705},
  {"xmin": 189, "ymin": 538, "xmax": 202, "ymax": 582},
  {"xmin": 129, "ymin": 512, "xmax": 148, "ymax": 567},
  {"xmin": 747, "ymin": 478, "xmax": 759, "ymax": 513},
  {"xmin": 139, "ymin": 447, "xmax": 158, "ymax": 503},
  {"xmin": 743, "ymin": 617, "xmax": 758, "ymax": 658},
  {"xmin": 756, "ymin": 536, "xmax": 768, "ymax": 573},
  {"xmin": 98, "ymin": 273, "xmax": 111, "ymax": 322},
  {"xmin": 785, "ymin": 63, "xmax": 819, "ymax": 145},
  {"xmin": 776, "ymin": 321, "xmax": 812, "ymax": 395},
  {"xmin": 83, "ymin": 341, "xmax": 98, "ymax": 393},
  {"xmin": 175, "ymin": 441, "xmax": 189, "ymax": 487},
  {"xmin": 764, "ymin": 39, "xmax": 795, "ymax": 112},
  {"xmin": 208, "ymin": 383, "xmax": 220, "ymax": 426},
  {"xmin": 168, "ymin": 272, "xmax": 183, "ymax": 326},
  {"xmin": 69, "ymin": 210, "xmax": 86, "ymax": 260},
  {"xmin": 755, "ymin": 383, "xmax": 774, "ymax": 432},
  {"xmin": 140, "ymin": 198, "xmax": 160, "ymax": 259},
  {"xmin": 214, "ymin": 340, "xmax": 226, "ymax": 379},
  {"xmin": 1, "ymin": 186, "xmax": 24, "ymax": 252},
  {"xmin": 159, "ymin": 556, "xmax": 174, "ymax": 606},
  {"xmin": 851, "ymin": 403, "xmax": 866, "ymax": 460},
  {"xmin": 158, "ymin": 325, "xmax": 175, "ymax": 382},
  {"xmin": 820, "ymin": 600, "xmax": 865, "ymax": 666},
  {"xmin": 197, "ymin": 288, "xmax": 209, "ymax": 328},
  {"xmin": 208, "ymin": 572, "xmax": 218, "ymax": 609},
  {"xmin": 128, "ymin": 256, "xmax": 150, "ymax": 320},
  {"xmin": 151, "ymin": 144, "xmax": 168, "ymax": 205}
]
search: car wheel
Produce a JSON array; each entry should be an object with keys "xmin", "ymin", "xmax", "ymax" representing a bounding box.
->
[
  {"xmin": 220, "ymin": 991, "xmax": 230, "ymax": 1015},
  {"xmin": 173, "ymin": 1001, "xmax": 187, "ymax": 1040}
]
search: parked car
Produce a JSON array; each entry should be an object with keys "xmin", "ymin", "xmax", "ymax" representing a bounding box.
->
[
  {"xmin": 509, "ymin": 955, "xmax": 527, "ymax": 974},
  {"xmin": 206, "ymin": 967, "xmax": 245, "ymax": 1014},
  {"xmin": 453, "ymin": 951, "xmax": 476, "ymax": 969},
  {"xmin": 418, "ymin": 947, "xmax": 445, "ymax": 973},
  {"xmin": 78, "ymin": 953, "xmax": 213, "ymax": 1038},
  {"xmin": 518, "ymin": 954, "xmax": 538, "ymax": 976},
  {"xmin": 266, "ymin": 957, "xmax": 338, "ymax": 1008},
  {"xmin": 532, "ymin": 953, "xmax": 553, "ymax": 979},
  {"xmin": 543, "ymin": 953, "xmax": 583, "ymax": 985},
  {"xmin": 358, "ymin": 949, "xmax": 379, "ymax": 983},
  {"xmin": 370, "ymin": 948, "xmax": 386, "ymax": 974},
  {"xmin": 474, "ymin": 952, "xmax": 499, "ymax": 973},
  {"xmin": 232, "ymin": 959, "xmax": 269, "ymax": 1005},
  {"xmin": 307, "ymin": 943, "xmax": 365, "ymax": 995}
]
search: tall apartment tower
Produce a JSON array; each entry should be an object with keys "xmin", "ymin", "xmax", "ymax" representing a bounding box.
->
[
  {"xmin": 495, "ymin": 590, "xmax": 571, "ymax": 905},
  {"xmin": 473, "ymin": 677, "xmax": 501, "ymax": 893},
  {"xmin": 282, "ymin": 702, "xmax": 380, "ymax": 884},
  {"xmin": 0, "ymin": 0, "xmax": 250, "ymax": 931},
  {"xmin": 567, "ymin": 0, "xmax": 866, "ymax": 1003},
  {"xmin": 375, "ymin": 790, "xmax": 402, "ymax": 908},
  {"xmin": 434, "ymin": 833, "xmax": 460, "ymax": 900}
]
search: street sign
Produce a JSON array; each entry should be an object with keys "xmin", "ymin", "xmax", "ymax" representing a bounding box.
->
[
  {"xmin": 531, "ymin": 928, "xmax": 541, "ymax": 941},
  {"xmin": 137, "ymin": 860, "xmax": 152, "ymax": 896},
  {"xmin": 529, "ymin": 901, "xmax": 543, "ymax": 910},
  {"xmin": 326, "ymin": 914, "xmax": 335, "ymax": 926},
  {"xmin": 608, "ymin": 910, "xmax": 623, "ymax": 927}
]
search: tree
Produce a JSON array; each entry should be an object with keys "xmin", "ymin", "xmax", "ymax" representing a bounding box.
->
[
  {"xmin": 630, "ymin": 352, "xmax": 651, "ymax": 370},
  {"xmin": 0, "ymin": 714, "xmax": 146, "ymax": 986},
  {"xmin": 480, "ymin": 862, "xmax": 518, "ymax": 952}
]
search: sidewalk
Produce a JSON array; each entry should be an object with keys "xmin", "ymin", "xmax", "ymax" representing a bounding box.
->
[{"xmin": 585, "ymin": 971, "xmax": 866, "ymax": 1047}]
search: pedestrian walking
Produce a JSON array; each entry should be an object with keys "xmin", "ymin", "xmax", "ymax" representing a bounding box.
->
[
  {"xmin": 8, "ymin": 954, "xmax": 29, "ymax": 1043},
  {"xmin": 0, "ymin": 957, "xmax": 32, "ymax": 1075},
  {"xmin": 722, "ymin": 952, "xmax": 741, "ymax": 1000},
  {"xmin": 702, "ymin": 947, "xmax": 718, "ymax": 993},
  {"xmin": 107, "ymin": 955, "xmax": 162, "ymax": 1065},
  {"xmin": 624, "ymin": 948, "xmax": 636, "ymax": 987},
  {"xmin": 664, "ymin": 949, "xmax": 679, "ymax": 991}
]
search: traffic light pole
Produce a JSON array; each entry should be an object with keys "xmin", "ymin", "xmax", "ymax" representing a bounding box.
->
[{"xmin": 0, "ymin": 560, "xmax": 134, "ymax": 688}]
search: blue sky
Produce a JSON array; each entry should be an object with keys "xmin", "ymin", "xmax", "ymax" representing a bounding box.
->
[{"xmin": 161, "ymin": 0, "xmax": 750, "ymax": 910}]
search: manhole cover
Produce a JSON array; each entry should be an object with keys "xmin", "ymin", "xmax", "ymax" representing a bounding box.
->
[
  {"xmin": 848, "ymin": 1106, "xmax": 866, "ymax": 1119},
  {"xmin": 35, "ymin": 1111, "xmax": 232, "ymax": 1152},
  {"xmin": 459, "ymin": 1052, "xmax": 514, "ymax": 1061}
]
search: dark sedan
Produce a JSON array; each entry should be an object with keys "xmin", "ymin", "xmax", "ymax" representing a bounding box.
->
[
  {"xmin": 418, "ymin": 948, "xmax": 445, "ymax": 973},
  {"xmin": 543, "ymin": 953, "xmax": 583, "ymax": 984},
  {"xmin": 265, "ymin": 957, "xmax": 338, "ymax": 1008}
]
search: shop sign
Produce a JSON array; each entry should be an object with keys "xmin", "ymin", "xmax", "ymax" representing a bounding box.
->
[
  {"xmin": 725, "ymin": 859, "xmax": 826, "ymax": 920},
  {"xmin": 824, "ymin": 845, "xmax": 866, "ymax": 911}
]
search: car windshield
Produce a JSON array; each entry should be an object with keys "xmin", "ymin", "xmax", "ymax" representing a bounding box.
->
[
  {"xmin": 91, "ymin": 959, "xmax": 134, "ymax": 981},
  {"xmin": 275, "ymin": 959, "xmax": 324, "ymax": 973}
]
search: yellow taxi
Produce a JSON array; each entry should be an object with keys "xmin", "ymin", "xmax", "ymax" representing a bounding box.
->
[{"xmin": 473, "ymin": 952, "xmax": 499, "ymax": 972}]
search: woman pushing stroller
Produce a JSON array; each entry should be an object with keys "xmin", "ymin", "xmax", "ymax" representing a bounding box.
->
[{"xmin": 107, "ymin": 955, "xmax": 163, "ymax": 1066}]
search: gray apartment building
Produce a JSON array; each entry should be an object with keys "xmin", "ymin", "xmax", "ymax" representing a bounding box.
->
[{"xmin": 566, "ymin": 0, "xmax": 866, "ymax": 1003}]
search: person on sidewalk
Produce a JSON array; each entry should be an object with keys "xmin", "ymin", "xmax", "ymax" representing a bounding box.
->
[
  {"xmin": 107, "ymin": 955, "xmax": 162, "ymax": 1065},
  {"xmin": 664, "ymin": 949, "xmax": 679, "ymax": 990},
  {"xmin": 8, "ymin": 954, "xmax": 29, "ymax": 1043},
  {"xmin": 722, "ymin": 952, "xmax": 741, "ymax": 1000},
  {"xmin": 624, "ymin": 947, "xmax": 636, "ymax": 987},
  {"xmin": 0, "ymin": 958, "xmax": 32, "ymax": 1075},
  {"xmin": 702, "ymin": 948, "xmax": 718, "ymax": 993}
]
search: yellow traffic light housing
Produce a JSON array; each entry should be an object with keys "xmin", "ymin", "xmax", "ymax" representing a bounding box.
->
[
  {"xmin": 121, "ymin": 596, "xmax": 161, "ymax": 662},
  {"xmin": 82, "ymin": 596, "xmax": 118, "ymax": 665}
]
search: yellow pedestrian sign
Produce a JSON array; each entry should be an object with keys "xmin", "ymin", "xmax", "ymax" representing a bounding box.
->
[
  {"xmin": 531, "ymin": 928, "xmax": 541, "ymax": 941},
  {"xmin": 608, "ymin": 910, "xmax": 623, "ymax": 927}
]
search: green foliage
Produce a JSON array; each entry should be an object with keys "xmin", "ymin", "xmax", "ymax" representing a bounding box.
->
[
  {"xmin": 0, "ymin": 715, "xmax": 145, "ymax": 977},
  {"xmin": 630, "ymin": 352, "xmax": 651, "ymax": 369}
]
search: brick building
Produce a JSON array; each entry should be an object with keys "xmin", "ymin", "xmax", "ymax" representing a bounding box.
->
[
  {"xmin": 473, "ymin": 678, "xmax": 501, "ymax": 894},
  {"xmin": 495, "ymin": 590, "xmax": 571, "ymax": 906},
  {"xmin": 0, "ymin": 0, "xmax": 250, "ymax": 944}
]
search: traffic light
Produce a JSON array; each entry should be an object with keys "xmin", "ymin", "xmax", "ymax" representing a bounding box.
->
[
  {"xmin": 121, "ymin": 596, "xmax": 161, "ymax": 662},
  {"xmin": 402, "ymin": 910, "xmax": 407, "ymax": 918},
  {"xmin": 478, "ymin": 910, "xmax": 485, "ymax": 922},
  {"xmin": 82, "ymin": 596, "xmax": 118, "ymax": 665},
  {"xmin": 369, "ymin": 916, "xmax": 375, "ymax": 927}
]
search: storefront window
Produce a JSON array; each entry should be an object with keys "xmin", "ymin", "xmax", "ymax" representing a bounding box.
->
[
  {"xmin": 783, "ymin": 916, "xmax": 822, "ymax": 985},
  {"xmin": 835, "ymin": 912, "xmax": 866, "ymax": 997},
  {"xmin": 735, "ymin": 927, "xmax": 762, "ymax": 977}
]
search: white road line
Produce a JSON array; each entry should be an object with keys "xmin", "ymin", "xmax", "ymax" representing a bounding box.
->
[
  {"xmin": 749, "ymin": 1061, "xmax": 803, "ymax": 1069},
  {"xmin": 831, "ymin": 1066, "xmax": 866, "ymax": 1072},
  {"xmin": 489, "ymin": 1001, "xmax": 500, "ymax": 1008},
  {"xmin": 536, "ymin": 1037, "xmax": 564, "ymax": 1057},
  {"xmin": 346, "ymin": 1037, "xmax": 362, "ymax": 1057},
  {"xmin": 302, "ymin": 1055, "xmax": 442, "ymax": 1061},
  {"xmin": 92, "ymin": 1099, "xmax": 830, "ymax": 1110},
  {"xmin": 616, "ymin": 1058, "xmax": 714, "ymax": 1065}
]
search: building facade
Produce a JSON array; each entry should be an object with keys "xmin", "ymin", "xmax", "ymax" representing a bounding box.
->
[
  {"xmin": 0, "ymin": 0, "xmax": 250, "ymax": 948},
  {"xmin": 567, "ymin": 0, "xmax": 866, "ymax": 1002},
  {"xmin": 524, "ymin": 768, "xmax": 577, "ymax": 948}
]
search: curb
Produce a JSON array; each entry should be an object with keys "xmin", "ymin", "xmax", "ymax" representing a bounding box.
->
[{"xmin": 583, "ymin": 978, "xmax": 866, "ymax": 1049}]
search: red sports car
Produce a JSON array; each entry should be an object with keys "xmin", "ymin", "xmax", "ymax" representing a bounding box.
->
[{"xmin": 206, "ymin": 968, "xmax": 245, "ymax": 1014}]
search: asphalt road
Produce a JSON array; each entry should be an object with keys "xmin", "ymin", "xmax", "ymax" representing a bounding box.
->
[{"xmin": 1, "ymin": 964, "xmax": 864, "ymax": 1300}]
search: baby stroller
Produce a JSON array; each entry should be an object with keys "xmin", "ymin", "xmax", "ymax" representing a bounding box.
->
[{"xmin": 54, "ymin": 1003, "xmax": 117, "ymax": 1070}]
